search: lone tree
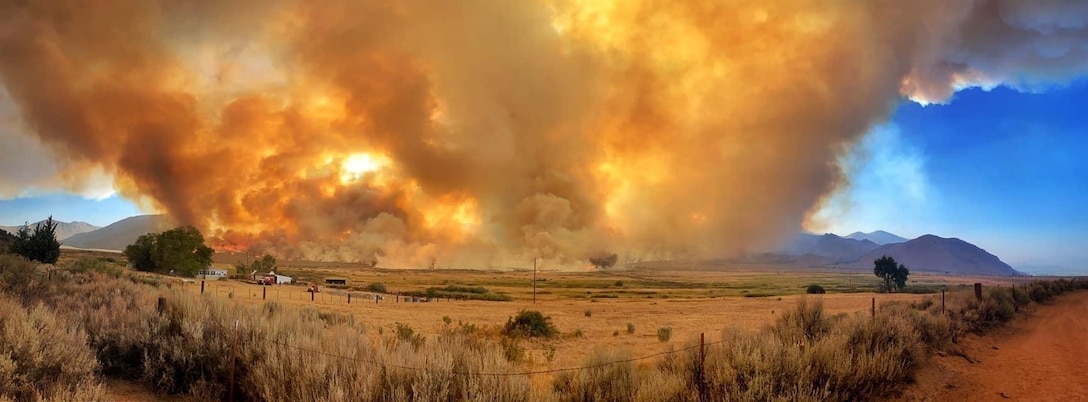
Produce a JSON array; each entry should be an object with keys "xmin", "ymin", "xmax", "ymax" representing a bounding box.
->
[
  {"xmin": 589, "ymin": 253, "xmax": 618, "ymax": 269},
  {"xmin": 10, "ymin": 216, "xmax": 60, "ymax": 264},
  {"xmin": 873, "ymin": 255, "xmax": 910, "ymax": 293},
  {"xmin": 124, "ymin": 226, "xmax": 214, "ymax": 276}
]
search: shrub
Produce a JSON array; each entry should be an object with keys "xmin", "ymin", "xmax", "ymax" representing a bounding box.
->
[
  {"xmin": 503, "ymin": 310, "xmax": 558, "ymax": 338},
  {"xmin": 442, "ymin": 315, "xmax": 452, "ymax": 325},
  {"xmin": 584, "ymin": 309, "xmax": 592, "ymax": 317},
  {"xmin": 657, "ymin": 326, "xmax": 672, "ymax": 342},
  {"xmin": 805, "ymin": 284, "xmax": 826, "ymax": 294},
  {"xmin": 614, "ymin": 280, "xmax": 624, "ymax": 287},
  {"xmin": 771, "ymin": 298, "xmax": 831, "ymax": 344},
  {"xmin": 366, "ymin": 282, "xmax": 387, "ymax": 293},
  {"xmin": 544, "ymin": 344, "xmax": 558, "ymax": 362},
  {"xmin": 626, "ymin": 322, "xmax": 636, "ymax": 334},
  {"xmin": 1011, "ymin": 286, "xmax": 1030, "ymax": 309},
  {"xmin": 0, "ymin": 296, "xmax": 103, "ymax": 401},
  {"xmin": 552, "ymin": 349, "xmax": 637, "ymax": 402},
  {"xmin": 500, "ymin": 337, "xmax": 525, "ymax": 362},
  {"xmin": 0, "ymin": 254, "xmax": 37, "ymax": 298},
  {"xmin": 395, "ymin": 322, "xmax": 426, "ymax": 349},
  {"xmin": 574, "ymin": 328, "xmax": 584, "ymax": 338}
]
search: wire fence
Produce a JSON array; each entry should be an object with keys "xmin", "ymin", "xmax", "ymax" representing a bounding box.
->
[
  {"xmin": 186, "ymin": 279, "xmax": 895, "ymax": 380},
  {"xmin": 248, "ymin": 330, "xmax": 723, "ymax": 377}
]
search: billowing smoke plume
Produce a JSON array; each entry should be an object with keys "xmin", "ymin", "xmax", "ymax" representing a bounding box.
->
[{"xmin": 1, "ymin": 0, "xmax": 1086, "ymax": 267}]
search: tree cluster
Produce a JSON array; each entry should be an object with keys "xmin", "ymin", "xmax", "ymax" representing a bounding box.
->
[
  {"xmin": 236, "ymin": 254, "xmax": 277, "ymax": 274},
  {"xmin": 9, "ymin": 216, "xmax": 60, "ymax": 264},
  {"xmin": 124, "ymin": 226, "xmax": 214, "ymax": 277},
  {"xmin": 873, "ymin": 255, "xmax": 910, "ymax": 293}
]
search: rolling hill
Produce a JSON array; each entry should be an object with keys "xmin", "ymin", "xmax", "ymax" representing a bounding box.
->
[
  {"xmin": 0, "ymin": 220, "xmax": 100, "ymax": 241},
  {"xmin": 846, "ymin": 234, "xmax": 1020, "ymax": 276},
  {"xmin": 62, "ymin": 215, "xmax": 173, "ymax": 251}
]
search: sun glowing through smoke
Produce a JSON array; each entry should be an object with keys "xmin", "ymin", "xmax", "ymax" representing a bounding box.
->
[{"xmin": 339, "ymin": 153, "xmax": 390, "ymax": 184}]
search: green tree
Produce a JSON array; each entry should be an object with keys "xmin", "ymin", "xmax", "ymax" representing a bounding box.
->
[
  {"xmin": 250, "ymin": 254, "xmax": 277, "ymax": 273},
  {"xmin": 873, "ymin": 255, "xmax": 909, "ymax": 293},
  {"xmin": 9, "ymin": 216, "xmax": 60, "ymax": 264},
  {"xmin": 123, "ymin": 226, "xmax": 214, "ymax": 276},
  {"xmin": 124, "ymin": 234, "xmax": 156, "ymax": 271}
]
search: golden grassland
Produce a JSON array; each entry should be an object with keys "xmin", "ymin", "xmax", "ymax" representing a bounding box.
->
[
  {"xmin": 195, "ymin": 250, "xmax": 1033, "ymax": 372},
  {"xmin": 1, "ymin": 249, "xmax": 1073, "ymax": 401}
]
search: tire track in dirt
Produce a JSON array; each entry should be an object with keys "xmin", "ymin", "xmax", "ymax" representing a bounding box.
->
[{"xmin": 896, "ymin": 290, "xmax": 1088, "ymax": 401}]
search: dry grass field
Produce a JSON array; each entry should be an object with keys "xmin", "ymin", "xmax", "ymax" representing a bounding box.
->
[
  {"xmin": 24, "ymin": 249, "xmax": 1064, "ymax": 401},
  {"xmin": 187, "ymin": 254, "xmax": 1030, "ymax": 373}
]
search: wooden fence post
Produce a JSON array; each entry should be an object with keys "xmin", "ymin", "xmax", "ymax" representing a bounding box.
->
[
  {"xmin": 871, "ymin": 297, "xmax": 875, "ymax": 317},
  {"xmin": 262, "ymin": 287, "xmax": 266, "ymax": 300},
  {"xmin": 698, "ymin": 332, "xmax": 707, "ymax": 402},
  {"xmin": 974, "ymin": 283, "xmax": 983, "ymax": 302},
  {"xmin": 229, "ymin": 320, "xmax": 238, "ymax": 402},
  {"xmin": 941, "ymin": 289, "xmax": 945, "ymax": 314},
  {"xmin": 200, "ymin": 280, "xmax": 205, "ymax": 295}
]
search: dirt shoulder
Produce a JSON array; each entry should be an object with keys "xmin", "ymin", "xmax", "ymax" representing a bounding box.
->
[{"xmin": 895, "ymin": 290, "xmax": 1088, "ymax": 401}]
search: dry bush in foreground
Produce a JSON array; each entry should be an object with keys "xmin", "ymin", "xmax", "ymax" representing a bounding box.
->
[
  {"xmin": 10, "ymin": 257, "xmax": 531, "ymax": 401},
  {"xmin": 0, "ymin": 293, "xmax": 103, "ymax": 401}
]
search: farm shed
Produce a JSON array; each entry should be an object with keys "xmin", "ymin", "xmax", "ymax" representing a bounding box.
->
[
  {"xmin": 325, "ymin": 278, "xmax": 347, "ymax": 286},
  {"xmin": 268, "ymin": 271, "xmax": 293, "ymax": 284}
]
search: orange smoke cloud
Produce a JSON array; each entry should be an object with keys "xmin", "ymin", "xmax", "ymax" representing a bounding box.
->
[{"xmin": 2, "ymin": 0, "xmax": 1087, "ymax": 267}]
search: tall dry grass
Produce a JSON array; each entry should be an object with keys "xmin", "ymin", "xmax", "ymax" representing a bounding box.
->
[
  {"xmin": 549, "ymin": 281, "xmax": 1088, "ymax": 402},
  {"xmin": 4, "ymin": 255, "xmax": 532, "ymax": 401},
  {"xmin": 0, "ymin": 256, "xmax": 104, "ymax": 402}
]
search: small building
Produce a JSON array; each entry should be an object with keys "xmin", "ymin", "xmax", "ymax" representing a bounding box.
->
[
  {"xmin": 268, "ymin": 271, "xmax": 293, "ymax": 284},
  {"xmin": 325, "ymin": 278, "xmax": 347, "ymax": 286},
  {"xmin": 197, "ymin": 266, "xmax": 228, "ymax": 280}
]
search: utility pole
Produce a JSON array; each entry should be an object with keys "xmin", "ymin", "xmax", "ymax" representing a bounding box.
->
[{"xmin": 533, "ymin": 257, "xmax": 538, "ymax": 305}]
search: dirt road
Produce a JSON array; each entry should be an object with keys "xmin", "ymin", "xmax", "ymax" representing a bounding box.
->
[{"xmin": 898, "ymin": 291, "xmax": 1088, "ymax": 401}]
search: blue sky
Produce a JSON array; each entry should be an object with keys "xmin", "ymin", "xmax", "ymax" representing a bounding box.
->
[
  {"xmin": 815, "ymin": 82, "xmax": 1088, "ymax": 274},
  {"xmin": 2, "ymin": 84, "xmax": 1087, "ymax": 274},
  {"xmin": 0, "ymin": 194, "xmax": 143, "ymax": 228}
]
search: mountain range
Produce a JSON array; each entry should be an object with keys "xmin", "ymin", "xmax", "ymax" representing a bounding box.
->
[
  {"xmin": 777, "ymin": 231, "xmax": 1019, "ymax": 276},
  {"xmin": 845, "ymin": 230, "xmax": 908, "ymax": 245},
  {"xmin": 62, "ymin": 215, "xmax": 173, "ymax": 251},
  {"xmin": 0, "ymin": 220, "xmax": 100, "ymax": 241},
  {"xmin": 844, "ymin": 234, "xmax": 1019, "ymax": 276},
  {"xmin": 27, "ymin": 214, "xmax": 1021, "ymax": 276}
]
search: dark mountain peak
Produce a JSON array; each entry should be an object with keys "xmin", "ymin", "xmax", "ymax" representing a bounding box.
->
[
  {"xmin": 850, "ymin": 234, "xmax": 1018, "ymax": 276},
  {"xmin": 780, "ymin": 232, "xmax": 881, "ymax": 262}
]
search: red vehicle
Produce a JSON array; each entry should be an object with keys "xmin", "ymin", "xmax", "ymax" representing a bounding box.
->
[{"xmin": 256, "ymin": 275, "xmax": 277, "ymax": 285}]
